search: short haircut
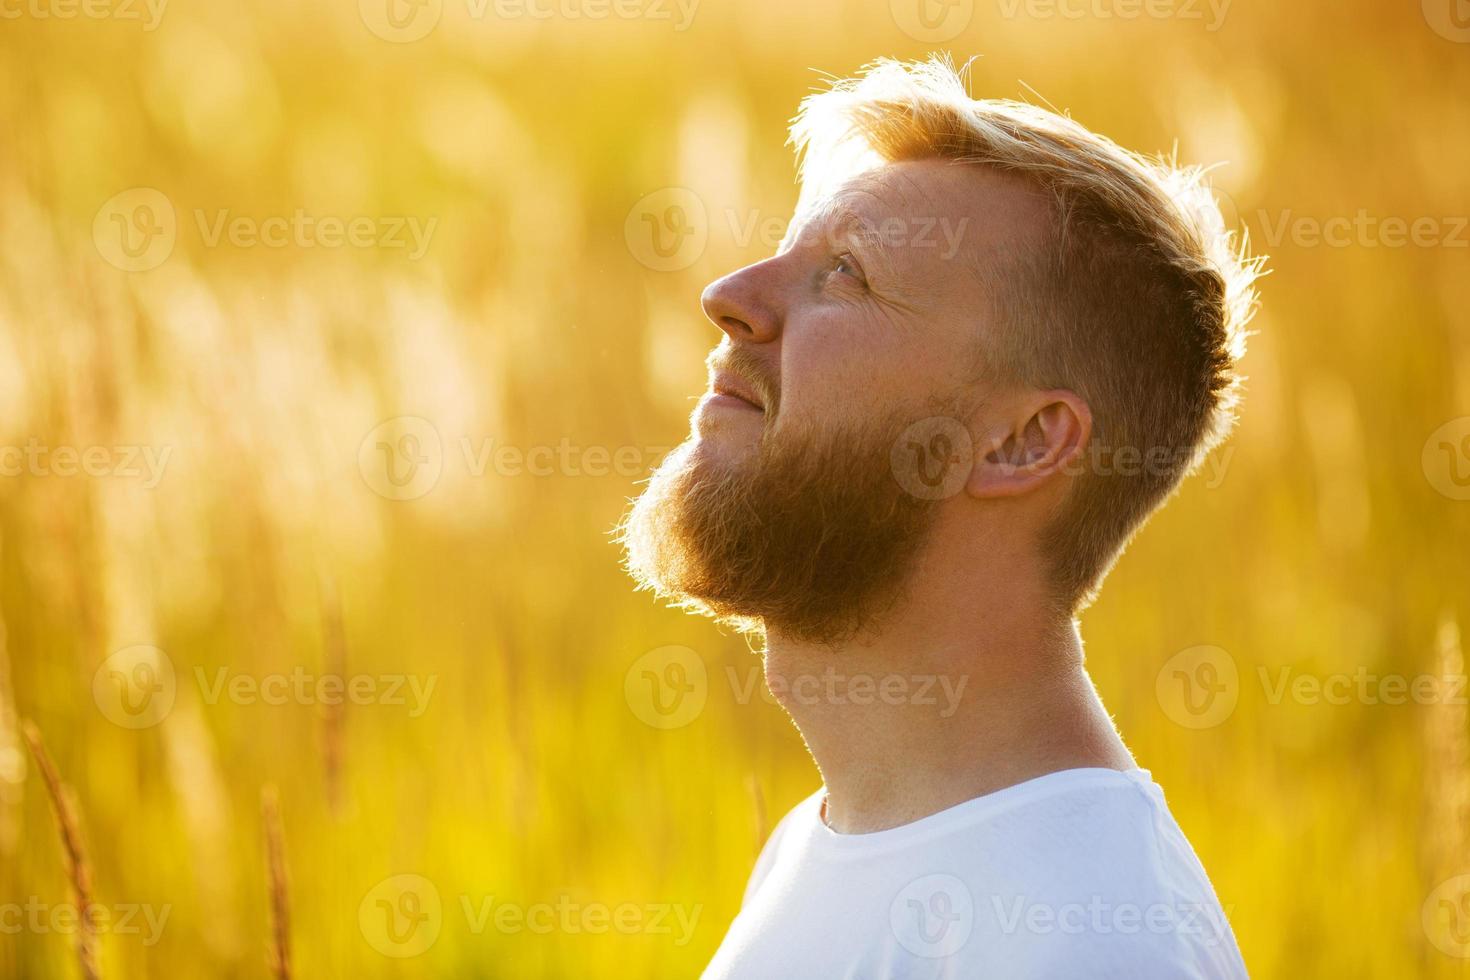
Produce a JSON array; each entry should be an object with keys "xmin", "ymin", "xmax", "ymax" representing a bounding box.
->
[{"xmin": 789, "ymin": 55, "xmax": 1265, "ymax": 611}]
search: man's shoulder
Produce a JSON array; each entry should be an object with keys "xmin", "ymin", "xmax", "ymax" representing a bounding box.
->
[
  {"xmin": 926, "ymin": 769, "xmax": 1225, "ymax": 911},
  {"xmin": 750, "ymin": 769, "xmax": 1228, "ymax": 914},
  {"xmin": 742, "ymin": 787, "xmax": 824, "ymax": 904},
  {"xmin": 911, "ymin": 769, "xmax": 1244, "ymax": 977}
]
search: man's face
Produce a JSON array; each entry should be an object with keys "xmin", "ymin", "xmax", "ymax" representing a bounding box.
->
[{"xmin": 620, "ymin": 159, "xmax": 1048, "ymax": 643}]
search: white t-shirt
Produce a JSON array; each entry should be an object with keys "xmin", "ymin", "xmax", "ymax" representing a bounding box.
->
[{"xmin": 703, "ymin": 768, "xmax": 1246, "ymax": 979}]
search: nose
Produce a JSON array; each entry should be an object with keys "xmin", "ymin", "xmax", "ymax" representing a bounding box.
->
[{"xmin": 700, "ymin": 260, "xmax": 782, "ymax": 345}]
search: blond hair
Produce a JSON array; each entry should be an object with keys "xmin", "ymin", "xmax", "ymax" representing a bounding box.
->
[{"xmin": 789, "ymin": 56, "xmax": 1265, "ymax": 611}]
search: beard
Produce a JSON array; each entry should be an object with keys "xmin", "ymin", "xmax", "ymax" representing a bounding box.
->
[{"xmin": 617, "ymin": 402, "xmax": 947, "ymax": 646}]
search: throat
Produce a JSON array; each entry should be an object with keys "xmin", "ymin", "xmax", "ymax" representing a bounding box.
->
[{"xmin": 769, "ymin": 631, "xmax": 1134, "ymax": 835}]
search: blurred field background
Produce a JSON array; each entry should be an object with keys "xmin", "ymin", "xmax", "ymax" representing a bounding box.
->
[{"xmin": 0, "ymin": 0, "xmax": 1468, "ymax": 976}]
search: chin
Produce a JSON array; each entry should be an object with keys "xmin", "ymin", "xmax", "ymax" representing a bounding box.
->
[
  {"xmin": 692, "ymin": 407, "xmax": 766, "ymax": 454},
  {"xmin": 687, "ymin": 430, "xmax": 760, "ymax": 475}
]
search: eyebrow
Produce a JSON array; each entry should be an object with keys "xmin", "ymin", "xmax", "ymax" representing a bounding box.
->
[{"xmin": 785, "ymin": 199, "xmax": 903, "ymax": 280}]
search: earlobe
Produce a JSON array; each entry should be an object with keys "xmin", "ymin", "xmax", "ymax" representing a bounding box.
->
[{"xmin": 965, "ymin": 390, "xmax": 1091, "ymax": 500}]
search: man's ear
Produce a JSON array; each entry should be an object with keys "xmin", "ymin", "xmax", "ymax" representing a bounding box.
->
[{"xmin": 967, "ymin": 389, "xmax": 1092, "ymax": 499}]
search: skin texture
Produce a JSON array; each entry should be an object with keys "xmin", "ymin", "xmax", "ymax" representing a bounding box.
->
[{"xmin": 647, "ymin": 158, "xmax": 1138, "ymax": 833}]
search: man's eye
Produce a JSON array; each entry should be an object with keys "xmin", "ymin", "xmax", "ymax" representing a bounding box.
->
[{"xmin": 832, "ymin": 252, "xmax": 865, "ymax": 283}]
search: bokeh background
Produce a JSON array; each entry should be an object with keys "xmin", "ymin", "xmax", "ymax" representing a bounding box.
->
[{"xmin": 1, "ymin": 0, "xmax": 1468, "ymax": 975}]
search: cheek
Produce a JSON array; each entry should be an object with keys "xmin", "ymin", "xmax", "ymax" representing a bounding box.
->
[{"xmin": 776, "ymin": 312, "xmax": 930, "ymax": 428}]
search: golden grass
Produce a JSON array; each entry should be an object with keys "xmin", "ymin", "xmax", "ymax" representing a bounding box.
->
[
  {"xmin": 21, "ymin": 722, "xmax": 100, "ymax": 980},
  {"xmin": 261, "ymin": 785, "xmax": 292, "ymax": 980}
]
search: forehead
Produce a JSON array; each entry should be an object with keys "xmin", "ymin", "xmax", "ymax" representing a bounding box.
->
[{"xmin": 784, "ymin": 157, "xmax": 1051, "ymax": 281}]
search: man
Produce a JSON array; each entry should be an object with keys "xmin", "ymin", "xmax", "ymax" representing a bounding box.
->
[{"xmin": 620, "ymin": 56, "xmax": 1259, "ymax": 977}]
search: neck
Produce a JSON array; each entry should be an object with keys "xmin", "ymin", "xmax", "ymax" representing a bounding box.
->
[{"xmin": 762, "ymin": 527, "xmax": 1135, "ymax": 834}]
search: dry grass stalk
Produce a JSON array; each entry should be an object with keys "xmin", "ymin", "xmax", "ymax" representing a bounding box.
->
[
  {"xmin": 319, "ymin": 576, "xmax": 347, "ymax": 817},
  {"xmin": 261, "ymin": 785, "xmax": 291, "ymax": 980},
  {"xmin": 0, "ymin": 614, "xmax": 25, "ymax": 856},
  {"xmin": 21, "ymin": 720, "xmax": 100, "ymax": 980},
  {"xmin": 1423, "ymin": 615, "xmax": 1470, "ymax": 884}
]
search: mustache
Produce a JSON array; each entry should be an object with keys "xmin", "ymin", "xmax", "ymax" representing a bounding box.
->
[{"xmin": 707, "ymin": 344, "xmax": 780, "ymax": 416}]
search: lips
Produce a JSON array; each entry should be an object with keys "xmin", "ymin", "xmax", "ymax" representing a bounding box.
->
[{"xmin": 711, "ymin": 372, "xmax": 764, "ymax": 411}]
